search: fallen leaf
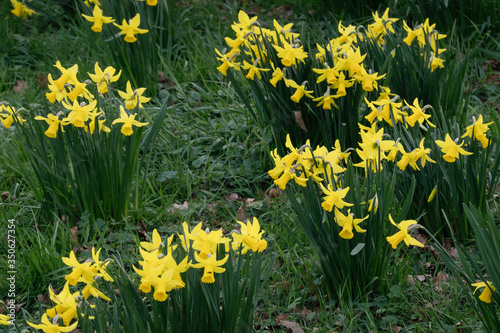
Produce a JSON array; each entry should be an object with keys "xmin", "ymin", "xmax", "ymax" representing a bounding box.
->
[
  {"xmin": 226, "ymin": 193, "xmax": 239, "ymax": 202},
  {"xmin": 268, "ymin": 188, "xmax": 283, "ymax": 198},
  {"xmin": 236, "ymin": 205, "xmax": 250, "ymax": 222},
  {"xmin": 169, "ymin": 201, "xmax": 189, "ymax": 213},
  {"xmin": 391, "ymin": 325, "xmax": 402, "ymax": 332},
  {"xmin": 245, "ymin": 198, "xmax": 255, "ymax": 205},
  {"xmin": 433, "ymin": 272, "xmax": 449, "ymax": 285},
  {"xmin": 207, "ymin": 202, "xmax": 217, "ymax": 212},
  {"xmin": 13, "ymin": 80, "xmax": 28, "ymax": 94},
  {"xmin": 449, "ymin": 247, "xmax": 459, "ymax": 260},
  {"xmin": 70, "ymin": 226, "xmax": 78, "ymax": 243},
  {"xmin": 280, "ymin": 320, "xmax": 304, "ymax": 333},
  {"xmin": 416, "ymin": 233, "xmax": 428, "ymax": 245},
  {"xmin": 294, "ymin": 110, "xmax": 307, "ymax": 132}
]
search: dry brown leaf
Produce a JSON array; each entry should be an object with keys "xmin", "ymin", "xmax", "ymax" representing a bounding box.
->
[
  {"xmin": 13, "ymin": 80, "xmax": 28, "ymax": 94},
  {"xmin": 268, "ymin": 188, "xmax": 283, "ymax": 198},
  {"xmin": 280, "ymin": 320, "xmax": 304, "ymax": 333},
  {"xmin": 236, "ymin": 205, "xmax": 250, "ymax": 222},
  {"xmin": 416, "ymin": 233, "xmax": 428, "ymax": 245},
  {"xmin": 245, "ymin": 198, "xmax": 255, "ymax": 205},
  {"xmin": 169, "ymin": 201, "xmax": 188, "ymax": 213},
  {"xmin": 449, "ymin": 247, "xmax": 459, "ymax": 260},
  {"xmin": 70, "ymin": 226, "xmax": 78, "ymax": 243},
  {"xmin": 38, "ymin": 72, "xmax": 48, "ymax": 88},
  {"xmin": 207, "ymin": 202, "xmax": 217, "ymax": 212},
  {"xmin": 226, "ymin": 193, "xmax": 239, "ymax": 202},
  {"xmin": 391, "ymin": 324, "xmax": 402, "ymax": 332},
  {"xmin": 433, "ymin": 272, "xmax": 449, "ymax": 285},
  {"xmin": 294, "ymin": 110, "xmax": 307, "ymax": 132}
]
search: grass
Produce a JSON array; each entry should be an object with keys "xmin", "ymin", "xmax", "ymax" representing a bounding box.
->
[{"xmin": 1, "ymin": 0, "xmax": 499, "ymax": 332}]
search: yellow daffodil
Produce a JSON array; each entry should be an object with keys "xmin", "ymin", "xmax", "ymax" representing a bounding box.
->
[
  {"xmin": 413, "ymin": 138, "xmax": 436, "ymax": 167},
  {"xmin": 404, "ymin": 98, "xmax": 436, "ymax": 128},
  {"xmin": 138, "ymin": 0, "xmax": 158, "ymax": 6},
  {"xmin": 52, "ymin": 61, "xmax": 79, "ymax": 91},
  {"xmin": 285, "ymin": 79, "xmax": 314, "ymax": 103},
  {"xmin": 273, "ymin": 40, "xmax": 308, "ymax": 67},
  {"xmin": 0, "ymin": 314, "xmax": 11, "ymax": 326},
  {"xmin": 396, "ymin": 143, "xmax": 420, "ymax": 171},
  {"xmin": 150, "ymin": 268, "xmax": 184, "ymax": 301},
  {"xmin": 241, "ymin": 59, "xmax": 270, "ymax": 80},
  {"xmin": 27, "ymin": 313, "xmax": 78, "ymax": 333},
  {"xmin": 435, "ymin": 134, "xmax": 472, "ymax": 163},
  {"xmin": 231, "ymin": 10, "xmax": 258, "ymax": 35},
  {"xmin": 62, "ymin": 99, "xmax": 97, "ymax": 128},
  {"xmin": 62, "ymin": 251, "xmax": 97, "ymax": 286},
  {"xmin": 313, "ymin": 65, "xmax": 339, "ymax": 85},
  {"xmin": 46, "ymin": 283, "xmax": 79, "ymax": 325},
  {"xmin": 269, "ymin": 62, "xmax": 284, "ymax": 87},
  {"xmin": 11, "ymin": 0, "xmax": 37, "ymax": 19},
  {"xmin": 334, "ymin": 208, "xmax": 368, "ymax": 240},
  {"xmin": 232, "ymin": 217, "xmax": 268, "ymax": 253},
  {"xmin": 386, "ymin": 214, "xmax": 424, "ymax": 249},
  {"xmin": 140, "ymin": 229, "xmax": 164, "ymax": 253},
  {"xmin": 34, "ymin": 113, "xmax": 70, "ymax": 138},
  {"xmin": 81, "ymin": 5, "xmax": 114, "ymax": 32},
  {"xmin": 187, "ymin": 222, "xmax": 231, "ymax": 259},
  {"xmin": 112, "ymin": 106, "xmax": 148, "ymax": 136},
  {"xmin": 313, "ymin": 87, "xmax": 338, "ymax": 110},
  {"xmin": 215, "ymin": 48, "xmax": 240, "ymax": 75},
  {"xmin": 88, "ymin": 62, "xmax": 121, "ymax": 94},
  {"xmin": 118, "ymin": 81, "xmax": 151, "ymax": 109},
  {"xmin": 46, "ymin": 74, "xmax": 68, "ymax": 103},
  {"xmin": 113, "ymin": 13, "xmax": 148, "ymax": 43},
  {"xmin": 319, "ymin": 184, "xmax": 353, "ymax": 212},
  {"xmin": 354, "ymin": 67, "xmax": 385, "ymax": 92},
  {"xmin": 461, "ymin": 115, "xmax": 493, "ymax": 148},
  {"xmin": 367, "ymin": 8, "xmax": 398, "ymax": 46},
  {"xmin": 0, "ymin": 104, "xmax": 25, "ymax": 128},
  {"xmin": 471, "ymin": 281, "xmax": 496, "ymax": 303},
  {"xmin": 191, "ymin": 252, "xmax": 228, "ymax": 284}
]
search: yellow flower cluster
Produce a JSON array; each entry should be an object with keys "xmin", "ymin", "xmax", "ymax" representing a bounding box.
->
[
  {"xmin": 10, "ymin": 0, "xmax": 38, "ymax": 19},
  {"xmin": 81, "ymin": 1, "xmax": 150, "ymax": 42},
  {"xmin": 403, "ymin": 19, "xmax": 447, "ymax": 72},
  {"xmin": 27, "ymin": 247, "xmax": 112, "ymax": 332},
  {"xmin": 216, "ymin": 11, "xmax": 391, "ymax": 107},
  {"xmin": 216, "ymin": 9, "xmax": 447, "ymax": 115},
  {"xmin": 0, "ymin": 104, "xmax": 25, "ymax": 129},
  {"xmin": 33, "ymin": 61, "xmax": 149, "ymax": 138},
  {"xmin": 135, "ymin": 218, "xmax": 267, "ymax": 301}
]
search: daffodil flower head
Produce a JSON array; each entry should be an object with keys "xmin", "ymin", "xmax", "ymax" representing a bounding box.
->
[
  {"xmin": 0, "ymin": 314, "xmax": 11, "ymax": 326},
  {"xmin": 461, "ymin": 115, "xmax": 493, "ymax": 148},
  {"xmin": 191, "ymin": 252, "xmax": 229, "ymax": 284},
  {"xmin": 27, "ymin": 313, "xmax": 78, "ymax": 333},
  {"xmin": 88, "ymin": 62, "xmax": 121, "ymax": 94},
  {"xmin": 112, "ymin": 106, "xmax": 148, "ymax": 136},
  {"xmin": 386, "ymin": 214, "xmax": 424, "ymax": 249},
  {"xmin": 11, "ymin": 0, "xmax": 38, "ymax": 19},
  {"xmin": 334, "ymin": 208, "xmax": 368, "ymax": 240},
  {"xmin": 81, "ymin": 5, "xmax": 115, "ymax": 32},
  {"xmin": 232, "ymin": 217, "xmax": 267, "ymax": 253},
  {"xmin": 471, "ymin": 281, "xmax": 496, "ymax": 303},
  {"xmin": 118, "ymin": 81, "xmax": 151, "ymax": 109},
  {"xmin": 113, "ymin": 13, "xmax": 149, "ymax": 43},
  {"xmin": 435, "ymin": 134, "xmax": 473, "ymax": 163}
]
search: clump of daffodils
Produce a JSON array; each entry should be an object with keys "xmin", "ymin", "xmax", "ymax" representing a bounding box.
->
[
  {"xmin": 27, "ymin": 247, "xmax": 112, "ymax": 332},
  {"xmin": 81, "ymin": 2, "xmax": 151, "ymax": 43},
  {"xmin": 134, "ymin": 218, "xmax": 267, "ymax": 301},
  {"xmin": 14, "ymin": 61, "xmax": 150, "ymax": 138}
]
